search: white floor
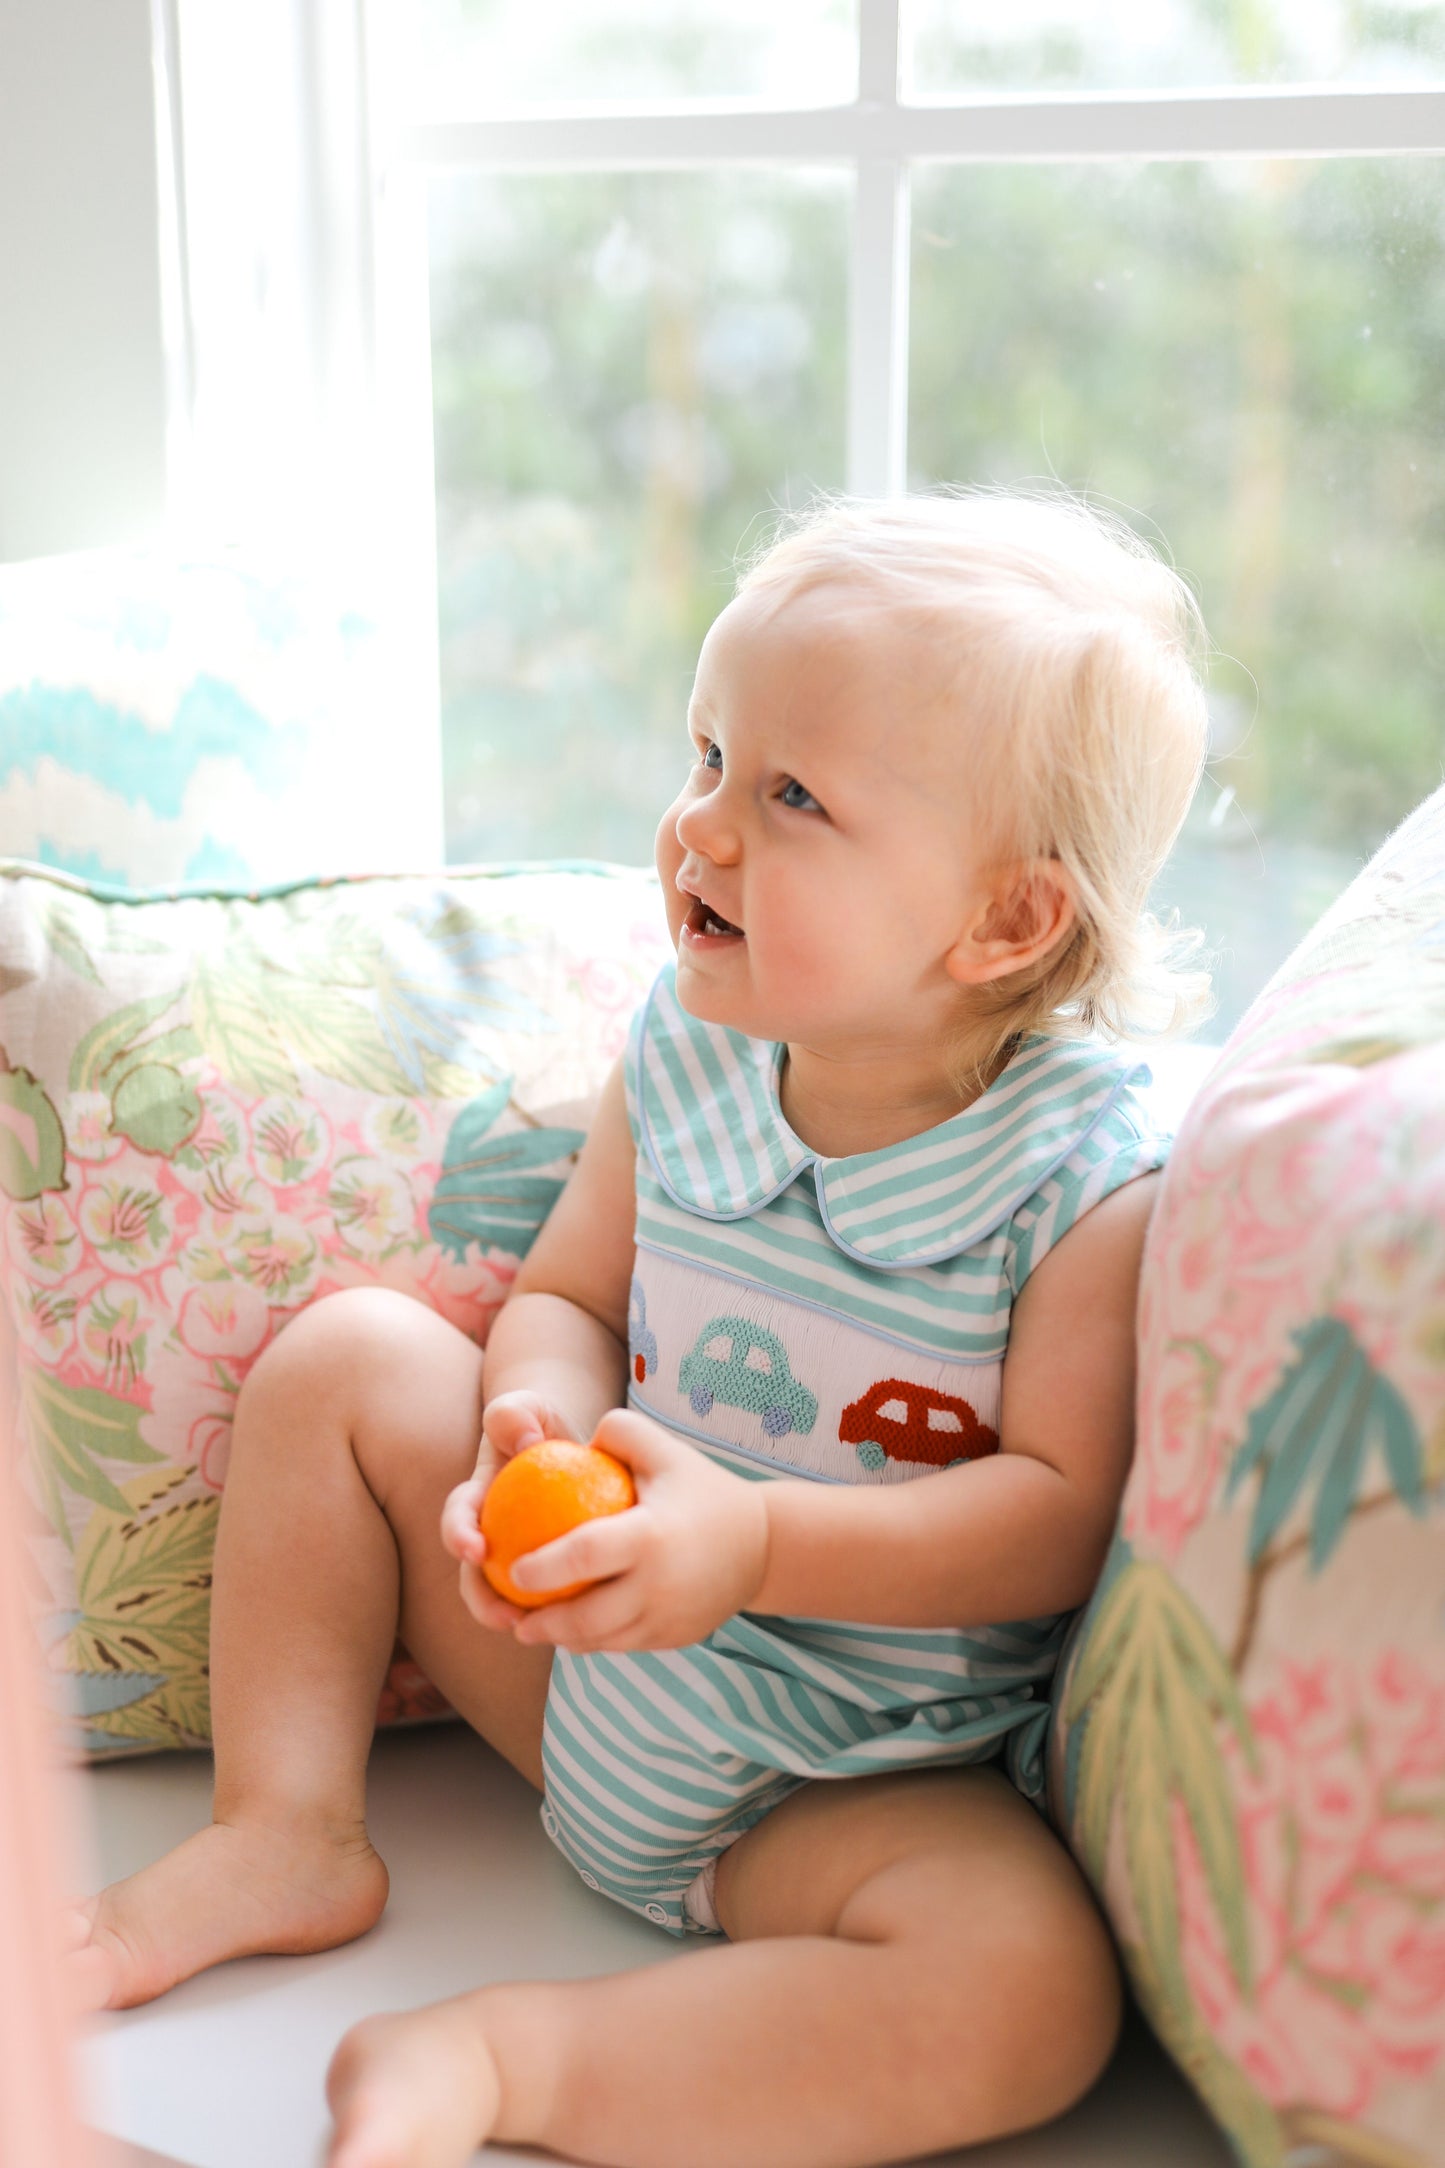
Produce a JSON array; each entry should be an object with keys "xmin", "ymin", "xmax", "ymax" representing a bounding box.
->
[{"xmin": 79, "ymin": 1724, "xmax": 1233, "ymax": 2168}]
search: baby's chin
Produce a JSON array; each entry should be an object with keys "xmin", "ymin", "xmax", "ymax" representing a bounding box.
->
[
  {"xmin": 673, "ymin": 949, "xmax": 763, "ymax": 1032},
  {"xmin": 672, "ymin": 953, "xmax": 736, "ymax": 1023},
  {"xmin": 674, "ymin": 959, "xmax": 812, "ymax": 1053}
]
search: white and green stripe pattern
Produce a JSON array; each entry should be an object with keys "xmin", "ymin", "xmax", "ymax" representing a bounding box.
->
[
  {"xmin": 637, "ymin": 968, "xmax": 1152, "ymax": 1259},
  {"xmin": 543, "ymin": 1611, "xmax": 1066, "ymax": 1935},
  {"xmin": 632, "ymin": 966, "xmax": 1166, "ymax": 1362},
  {"xmin": 634, "ymin": 1124, "xmax": 1152, "ymax": 1365},
  {"xmin": 538, "ymin": 966, "xmax": 1170, "ymax": 1936}
]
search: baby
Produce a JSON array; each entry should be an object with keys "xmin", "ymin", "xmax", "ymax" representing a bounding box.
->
[{"xmin": 70, "ymin": 491, "xmax": 1210, "ymax": 2167}]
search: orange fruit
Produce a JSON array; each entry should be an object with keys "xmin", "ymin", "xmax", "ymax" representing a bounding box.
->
[{"xmin": 479, "ymin": 1439, "xmax": 636, "ymax": 1608}]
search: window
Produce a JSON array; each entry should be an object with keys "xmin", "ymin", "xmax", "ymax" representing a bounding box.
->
[{"xmin": 368, "ymin": 0, "xmax": 1445, "ymax": 1034}]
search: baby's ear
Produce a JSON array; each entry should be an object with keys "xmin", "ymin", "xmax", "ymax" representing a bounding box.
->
[{"xmin": 946, "ymin": 861, "xmax": 1076, "ymax": 986}]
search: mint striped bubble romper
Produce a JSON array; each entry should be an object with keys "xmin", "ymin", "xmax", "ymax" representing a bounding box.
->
[{"xmin": 538, "ymin": 963, "xmax": 1169, "ymax": 1937}]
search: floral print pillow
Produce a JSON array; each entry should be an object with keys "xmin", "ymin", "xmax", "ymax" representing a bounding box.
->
[
  {"xmin": 0, "ymin": 546, "xmax": 422, "ymax": 889},
  {"xmin": 0, "ymin": 860, "xmax": 668, "ymax": 1757},
  {"xmin": 1051, "ymin": 783, "xmax": 1445, "ymax": 2168}
]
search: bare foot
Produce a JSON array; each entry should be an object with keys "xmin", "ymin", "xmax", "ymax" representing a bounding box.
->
[
  {"xmin": 327, "ymin": 2001, "xmax": 503, "ymax": 2168},
  {"xmin": 65, "ymin": 1816, "xmax": 389, "ymax": 2012}
]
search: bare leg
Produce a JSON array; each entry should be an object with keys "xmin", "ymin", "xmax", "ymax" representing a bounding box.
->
[
  {"xmin": 325, "ymin": 1764, "xmax": 1122, "ymax": 2168},
  {"xmin": 66, "ymin": 1288, "xmax": 552, "ymax": 2011}
]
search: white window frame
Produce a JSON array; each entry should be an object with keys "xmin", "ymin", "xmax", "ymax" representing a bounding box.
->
[
  {"xmin": 373, "ymin": 0, "xmax": 1445, "ymax": 509},
  {"xmin": 161, "ymin": 1, "xmax": 1439, "ymax": 859}
]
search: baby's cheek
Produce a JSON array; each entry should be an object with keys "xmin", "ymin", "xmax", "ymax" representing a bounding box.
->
[{"xmin": 788, "ymin": 909, "xmax": 877, "ymax": 989}]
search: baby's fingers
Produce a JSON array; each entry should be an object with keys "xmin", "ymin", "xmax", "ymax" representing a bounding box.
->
[
  {"xmin": 458, "ymin": 1558, "xmax": 528, "ymax": 1634},
  {"xmin": 440, "ymin": 1476, "xmax": 489, "ymax": 1563},
  {"xmin": 507, "ymin": 1509, "xmax": 644, "ymax": 1603},
  {"xmin": 482, "ymin": 1392, "xmax": 576, "ymax": 1459},
  {"xmin": 513, "ymin": 1575, "xmax": 645, "ymax": 1653}
]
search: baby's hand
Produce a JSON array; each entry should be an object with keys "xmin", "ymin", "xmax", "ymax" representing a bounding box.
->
[
  {"xmin": 440, "ymin": 1390, "xmax": 578, "ymax": 1636},
  {"xmin": 504, "ymin": 1409, "xmax": 770, "ymax": 1654}
]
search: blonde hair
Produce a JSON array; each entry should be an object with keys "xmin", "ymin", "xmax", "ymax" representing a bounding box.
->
[{"xmin": 736, "ymin": 489, "xmax": 1214, "ymax": 1081}]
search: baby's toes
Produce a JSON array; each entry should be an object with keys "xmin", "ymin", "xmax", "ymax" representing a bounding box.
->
[
  {"xmin": 58, "ymin": 1900, "xmax": 98, "ymax": 1952},
  {"xmin": 327, "ymin": 2021, "xmax": 415, "ymax": 2168},
  {"xmin": 59, "ymin": 1904, "xmax": 124, "ymax": 2015},
  {"xmin": 326, "ymin": 2008, "xmax": 502, "ymax": 2168}
]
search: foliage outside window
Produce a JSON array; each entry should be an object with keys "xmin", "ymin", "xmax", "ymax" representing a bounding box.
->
[{"xmin": 392, "ymin": 0, "xmax": 1445, "ymax": 1035}]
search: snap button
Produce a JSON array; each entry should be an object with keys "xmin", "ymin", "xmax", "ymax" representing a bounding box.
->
[
  {"xmin": 542, "ymin": 1809, "xmax": 558, "ymax": 1837},
  {"xmin": 580, "ymin": 1871, "xmax": 600, "ymax": 1890},
  {"xmin": 644, "ymin": 1902, "xmax": 669, "ymax": 1924}
]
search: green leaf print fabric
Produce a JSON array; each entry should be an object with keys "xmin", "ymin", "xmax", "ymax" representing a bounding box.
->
[
  {"xmin": 0, "ymin": 860, "xmax": 668, "ymax": 1757},
  {"xmin": 1051, "ymin": 782, "xmax": 1445, "ymax": 2168}
]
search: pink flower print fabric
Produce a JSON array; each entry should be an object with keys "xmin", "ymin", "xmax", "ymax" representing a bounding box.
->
[
  {"xmin": 1177, "ymin": 1652, "xmax": 1445, "ymax": 2128},
  {"xmin": 0, "ymin": 861, "xmax": 668, "ymax": 1758},
  {"xmin": 1051, "ymin": 782, "xmax": 1445, "ymax": 2168}
]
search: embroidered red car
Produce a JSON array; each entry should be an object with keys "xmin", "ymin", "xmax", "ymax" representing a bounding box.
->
[{"xmin": 838, "ymin": 1379, "xmax": 999, "ymax": 1469}]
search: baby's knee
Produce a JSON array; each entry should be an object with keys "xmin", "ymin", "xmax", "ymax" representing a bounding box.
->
[
  {"xmin": 921, "ymin": 1880, "xmax": 1122, "ymax": 2134},
  {"xmin": 241, "ymin": 1287, "xmax": 487, "ymax": 1512},
  {"xmin": 1004, "ymin": 1899, "xmax": 1122, "ymax": 2122},
  {"xmin": 238, "ymin": 1288, "xmax": 446, "ymax": 1430},
  {"xmin": 839, "ymin": 1823, "xmax": 1122, "ymax": 2141}
]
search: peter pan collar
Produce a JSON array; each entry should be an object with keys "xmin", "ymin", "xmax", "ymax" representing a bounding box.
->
[{"xmin": 635, "ymin": 964, "xmax": 1153, "ymax": 1270}]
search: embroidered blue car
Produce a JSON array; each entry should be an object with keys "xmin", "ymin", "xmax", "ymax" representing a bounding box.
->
[
  {"xmin": 628, "ymin": 1275, "xmax": 658, "ymax": 1384},
  {"xmin": 678, "ymin": 1316, "xmax": 818, "ymax": 1437}
]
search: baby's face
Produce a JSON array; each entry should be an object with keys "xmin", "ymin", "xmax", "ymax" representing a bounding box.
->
[{"xmin": 655, "ymin": 578, "xmax": 992, "ymax": 1058}]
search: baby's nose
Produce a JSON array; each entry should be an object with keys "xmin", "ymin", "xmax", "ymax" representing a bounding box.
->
[{"xmin": 675, "ymin": 792, "xmax": 740, "ymax": 863}]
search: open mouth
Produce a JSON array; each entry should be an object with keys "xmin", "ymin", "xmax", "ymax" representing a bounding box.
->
[{"xmin": 683, "ymin": 892, "xmax": 744, "ymax": 941}]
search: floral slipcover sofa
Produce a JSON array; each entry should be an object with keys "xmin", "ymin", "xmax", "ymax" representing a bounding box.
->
[
  {"xmin": 1052, "ymin": 781, "xmax": 1445, "ymax": 2167},
  {"xmin": 1, "ymin": 862, "xmax": 668, "ymax": 1744},
  {"xmin": 2, "ymin": 786, "xmax": 1442, "ymax": 2165}
]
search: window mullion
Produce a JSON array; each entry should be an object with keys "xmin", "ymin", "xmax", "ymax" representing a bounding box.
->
[
  {"xmin": 848, "ymin": 158, "xmax": 910, "ymax": 497},
  {"xmin": 857, "ymin": 0, "xmax": 902, "ymax": 105},
  {"xmin": 396, "ymin": 86, "xmax": 1445, "ymax": 169},
  {"xmin": 849, "ymin": 0, "xmax": 908, "ymax": 497},
  {"xmin": 151, "ymin": 0, "xmax": 198, "ymax": 528},
  {"xmin": 371, "ymin": 159, "xmax": 445, "ymax": 864}
]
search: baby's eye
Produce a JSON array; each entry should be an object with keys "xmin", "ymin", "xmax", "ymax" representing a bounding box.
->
[
  {"xmin": 700, "ymin": 741, "xmax": 722, "ymax": 771},
  {"xmin": 779, "ymin": 777, "xmax": 823, "ymax": 813}
]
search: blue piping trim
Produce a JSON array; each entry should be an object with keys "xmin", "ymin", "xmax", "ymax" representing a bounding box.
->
[
  {"xmin": 812, "ymin": 1062, "xmax": 1156, "ymax": 1272},
  {"xmin": 632, "ymin": 1237, "xmax": 1003, "ymax": 1367},
  {"xmin": 0, "ymin": 854, "xmax": 647, "ymax": 906},
  {"xmin": 635, "ymin": 962, "xmax": 1160, "ymax": 1268},
  {"xmin": 634, "ymin": 966, "xmax": 815, "ymax": 1224},
  {"xmin": 625, "ymin": 1387, "xmax": 847, "ymax": 1484}
]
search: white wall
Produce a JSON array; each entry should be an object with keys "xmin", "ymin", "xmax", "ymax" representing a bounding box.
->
[{"xmin": 0, "ymin": 0, "xmax": 168, "ymax": 563}]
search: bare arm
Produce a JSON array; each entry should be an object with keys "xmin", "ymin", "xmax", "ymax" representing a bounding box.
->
[
  {"xmin": 748, "ymin": 1171, "xmax": 1160, "ymax": 1626},
  {"xmin": 474, "ymin": 1054, "xmax": 638, "ymax": 1444},
  {"xmin": 439, "ymin": 1053, "xmax": 643, "ymax": 1607}
]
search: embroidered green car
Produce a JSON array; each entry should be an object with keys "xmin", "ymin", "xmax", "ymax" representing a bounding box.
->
[{"xmin": 678, "ymin": 1316, "xmax": 818, "ymax": 1438}]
